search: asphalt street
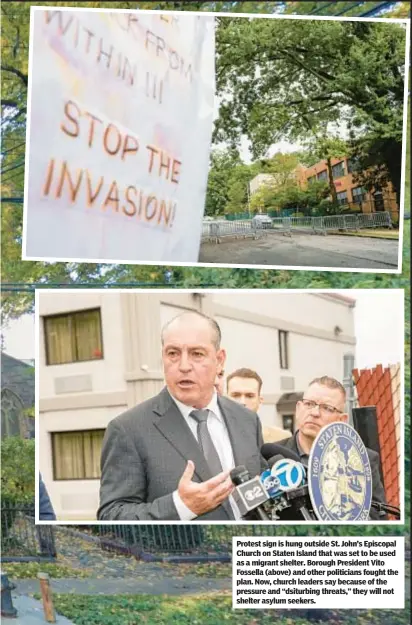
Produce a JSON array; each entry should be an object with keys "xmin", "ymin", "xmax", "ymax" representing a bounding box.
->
[{"xmin": 199, "ymin": 232, "xmax": 399, "ymax": 270}]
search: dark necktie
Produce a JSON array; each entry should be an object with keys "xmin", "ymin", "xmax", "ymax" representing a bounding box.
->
[
  {"xmin": 190, "ymin": 409, "xmax": 234, "ymax": 520},
  {"xmin": 190, "ymin": 409, "xmax": 223, "ymax": 476}
]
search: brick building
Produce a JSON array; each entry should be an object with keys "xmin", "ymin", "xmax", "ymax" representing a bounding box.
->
[
  {"xmin": 297, "ymin": 156, "xmax": 399, "ymax": 220},
  {"xmin": 250, "ymin": 155, "xmax": 399, "ymax": 220}
]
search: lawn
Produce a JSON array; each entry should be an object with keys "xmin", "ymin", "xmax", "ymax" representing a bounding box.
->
[
  {"xmin": 46, "ymin": 594, "xmax": 411, "ymax": 625},
  {"xmin": 335, "ymin": 229, "xmax": 400, "ymax": 240}
]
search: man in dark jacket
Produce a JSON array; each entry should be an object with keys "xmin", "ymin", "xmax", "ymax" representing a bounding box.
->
[
  {"xmin": 39, "ymin": 474, "xmax": 56, "ymax": 520},
  {"xmin": 277, "ymin": 376, "xmax": 387, "ymax": 521}
]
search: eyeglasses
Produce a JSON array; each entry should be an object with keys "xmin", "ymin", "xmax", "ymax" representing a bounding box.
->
[{"xmin": 301, "ymin": 399, "xmax": 343, "ymax": 416}]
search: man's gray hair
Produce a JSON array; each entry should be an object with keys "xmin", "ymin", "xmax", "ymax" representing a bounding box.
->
[
  {"xmin": 309, "ymin": 376, "xmax": 346, "ymax": 399},
  {"xmin": 161, "ymin": 311, "xmax": 222, "ymax": 349}
]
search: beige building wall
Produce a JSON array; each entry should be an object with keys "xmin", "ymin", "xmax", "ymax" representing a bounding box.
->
[
  {"xmin": 211, "ymin": 293, "xmax": 355, "ymax": 429},
  {"xmin": 37, "ymin": 290, "xmax": 356, "ymax": 520}
]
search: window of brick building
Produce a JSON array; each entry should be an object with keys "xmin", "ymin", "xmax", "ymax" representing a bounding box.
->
[
  {"xmin": 352, "ymin": 186, "xmax": 366, "ymax": 204},
  {"xmin": 336, "ymin": 190, "xmax": 348, "ymax": 206},
  {"xmin": 332, "ymin": 161, "xmax": 345, "ymax": 178}
]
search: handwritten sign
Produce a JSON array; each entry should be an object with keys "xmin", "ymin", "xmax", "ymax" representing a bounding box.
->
[{"xmin": 23, "ymin": 8, "xmax": 215, "ymax": 263}]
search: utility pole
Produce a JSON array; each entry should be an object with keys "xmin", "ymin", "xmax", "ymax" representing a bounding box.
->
[{"xmin": 343, "ymin": 352, "xmax": 356, "ymax": 424}]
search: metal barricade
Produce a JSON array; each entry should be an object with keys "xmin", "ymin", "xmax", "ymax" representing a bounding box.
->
[
  {"xmin": 270, "ymin": 217, "xmax": 291, "ymax": 236},
  {"xmin": 357, "ymin": 212, "xmax": 392, "ymax": 229},
  {"xmin": 202, "ymin": 211, "xmax": 393, "ymax": 243},
  {"xmin": 290, "ymin": 216, "xmax": 315, "ymax": 232},
  {"xmin": 201, "ymin": 219, "xmax": 262, "ymax": 243},
  {"xmin": 312, "ymin": 216, "xmax": 326, "ymax": 234}
]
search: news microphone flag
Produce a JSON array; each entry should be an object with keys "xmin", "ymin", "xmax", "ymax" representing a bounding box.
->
[
  {"xmin": 271, "ymin": 458, "xmax": 306, "ymax": 492},
  {"xmin": 230, "ymin": 466, "xmax": 270, "ymax": 519}
]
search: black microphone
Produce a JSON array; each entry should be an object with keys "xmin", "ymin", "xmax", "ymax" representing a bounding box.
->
[
  {"xmin": 230, "ymin": 465, "xmax": 270, "ymax": 521},
  {"xmin": 262, "ymin": 451, "xmax": 316, "ymax": 521},
  {"xmin": 261, "ymin": 443, "xmax": 303, "ymax": 464}
]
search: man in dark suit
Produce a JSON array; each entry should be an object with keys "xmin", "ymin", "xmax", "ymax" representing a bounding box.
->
[
  {"xmin": 276, "ymin": 376, "xmax": 387, "ymax": 521},
  {"xmin": 98, "ymin": 311, "xmax": 267, "ymax": 521}
]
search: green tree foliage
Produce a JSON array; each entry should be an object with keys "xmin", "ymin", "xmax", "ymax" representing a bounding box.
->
[
  {"xmin": 1, "ymin": 436, "xmax": 35, "ymax": 502},
  {"xmin": 305, "ymin": 135, "xmax": 349, "ymax": 205},
  {"xmin": 214, "ymin": 18, "xmax": 406, "ymax": 205},
  {"xmin": 282, "ymin": 2, "xmax": 407, "ymax": 17},
  {"xmin": 204, "ymin": 149, "xmax": 243, "ymax": 216},
  {"xmin": 259, "ymin": 153, "xmax": 301, "ymax": 187}
]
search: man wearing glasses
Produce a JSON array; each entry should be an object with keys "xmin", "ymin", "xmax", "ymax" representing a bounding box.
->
[{"xmin": 277, "ymin": 375, "xmax": 387, "ymax": 520}]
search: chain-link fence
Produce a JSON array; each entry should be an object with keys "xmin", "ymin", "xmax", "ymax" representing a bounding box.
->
[{"xmin": 353, "ymin": 363, "xmax": 402, "ymax": 512}]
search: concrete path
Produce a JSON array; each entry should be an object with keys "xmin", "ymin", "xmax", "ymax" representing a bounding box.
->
[
  {"xmin": 2, "ymin": 594, "xmax": 76, "ymax": 625},
  {"xmin": 13, "ymin": 574, "xmax": 232, "ymax": 596}
]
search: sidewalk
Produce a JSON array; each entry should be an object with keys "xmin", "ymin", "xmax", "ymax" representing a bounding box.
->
[
  {"xmin": 2, "ymin": 594, "xmax": 76, "ymax": 625},
  {"xmin": 13, "ymin": 573, "xmax": 232, "ymax": 596}
]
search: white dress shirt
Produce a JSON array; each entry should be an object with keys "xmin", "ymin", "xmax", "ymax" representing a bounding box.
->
[{"xmin": 169, "ymin": 390, "xmax": 240, "ymax": 520}]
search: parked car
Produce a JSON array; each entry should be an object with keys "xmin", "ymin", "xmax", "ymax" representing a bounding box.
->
[{"xmin": 251, "ymin": 214, "xmax": 273, "ymax": 228}]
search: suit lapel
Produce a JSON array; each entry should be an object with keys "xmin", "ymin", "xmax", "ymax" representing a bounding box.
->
[{"xmin": 152, "ymin": 388, "xmax": 213, "ymax": 483}]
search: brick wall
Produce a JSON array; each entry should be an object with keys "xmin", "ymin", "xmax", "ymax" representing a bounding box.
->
[{"xmin": 353, "ymin": 364, "xmax": 401, "ymax": 513}]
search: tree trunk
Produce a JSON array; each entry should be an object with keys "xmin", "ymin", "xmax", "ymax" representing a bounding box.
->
[
  {"xmin": 326, "ymin": 157, "xmax": 338, "ymax": 209},
  {"xmin": 384, "ymin": 140, "xmax": 401, "ymax": 209}
]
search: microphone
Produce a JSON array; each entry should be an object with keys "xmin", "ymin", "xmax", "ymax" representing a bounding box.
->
[
  {"xmin": 370, "ymin": 501, "xmax": 400, "ymax": 519},
  {"xmin": 270, "ymin": 457, "xmax": 306, "ymax": 492},
  {"xmin": 260, "ymin": 455, "xmax": 283, "ymax": 497},
  {"xmin": 264, "ymin": 454, "xmax": 316, "ymax": 521},
  {"xmin": 230, "ymin": 465, "xmax": 270, "ymax": 521},
  {"xmin": 261, "ymin": 443, "xmax": 302, "ymax": 464}
]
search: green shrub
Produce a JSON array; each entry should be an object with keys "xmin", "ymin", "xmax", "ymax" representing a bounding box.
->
[
  {"xmin": 1, "ymin": 436, "xmax": 35, "ymax": 502},
  {"xmin": 1, "ymin": 436, "xmax": 35, "ymax": 541}
]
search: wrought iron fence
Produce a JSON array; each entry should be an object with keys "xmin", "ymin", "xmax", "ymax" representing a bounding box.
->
[
  {"xmin": 81, "ymin": 524, "xmax": 309, "ymax": 560},
  {"xmin": 1, "ymin": 502, "xmax": 56, "ymax": 562},
  {"xmin": 70, "ymin": 521, "xmax": 400, "ymax": 562}
]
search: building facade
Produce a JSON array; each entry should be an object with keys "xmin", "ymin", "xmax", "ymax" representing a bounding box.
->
[
  {"xmin": 297, "ymin": 156, "xmax": 399, "ymax": 220},
  {"xmin": 250, "ymin": 156, "xmax": 399, "ymax": 220},
  {"xmin": 38, "ymin": 291, "xmax": 356, "ymax": 520},
  {"xmin": 1, "ymin": 353, "xmax": 35, "ymax": 439}
]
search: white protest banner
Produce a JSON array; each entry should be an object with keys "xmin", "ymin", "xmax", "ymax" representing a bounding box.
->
[{"xmin": 23, "ymin": 8, "xmax": 215, "ymax": 263}]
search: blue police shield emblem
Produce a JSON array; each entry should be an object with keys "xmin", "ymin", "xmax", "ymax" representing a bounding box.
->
[{"xmin": 308, "ymin": 422, "xmax": 372, "ymax": 521}]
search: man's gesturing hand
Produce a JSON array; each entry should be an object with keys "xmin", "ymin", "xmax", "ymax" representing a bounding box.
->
[{"xmin": 178, "ymin": 460, "xmax": 234, "ymax": 516}]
